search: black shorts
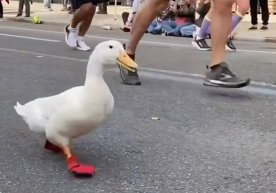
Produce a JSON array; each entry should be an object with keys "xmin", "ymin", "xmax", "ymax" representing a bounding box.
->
[{"xmin": 74, "ymin": 0, "xmax": 98, "ymax": 9}]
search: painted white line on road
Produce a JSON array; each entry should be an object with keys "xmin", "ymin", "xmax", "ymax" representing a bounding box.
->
[
  {"xmin": 110, "ymin": 68, "xmax": 276, "ymax": 96},
  {"xmin": 1, "ymin": 26, "xmax": 276, "ymax": 55},
  {"xmin": 139, "ymin": 67, "xmax": 276, "ymax": 89},
  {"xmin": 0, "ymin": 47, "xmax": 86, "ymax": 62},
  {"xmin": 2, "ymin": 46, "xmax": 276, "ymax": 96},
  {"xmin": 0, "ymin": 33, "xmax": 60, "ymax": 42}
]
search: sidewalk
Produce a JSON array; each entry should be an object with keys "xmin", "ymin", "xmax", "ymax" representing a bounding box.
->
[{"xmin": 2, "ymin": 1, "xmax": 276, "ymax": 43}]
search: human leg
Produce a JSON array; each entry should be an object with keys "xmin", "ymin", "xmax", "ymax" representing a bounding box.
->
[
  {"xmin": 125, "ymin": 0, "xmax": 170, "ymax": 55},
  {"xmin": 62, "ymin": 0, "xmax": 68, "ymax": 10},
  {"xmin": 43, "ymin": 0, "xmax": 51, "ymax": 9},
  {"xmin": 249, "ymin": 0, "xmax": 258, "ymax": 29},
  {"xmin": 65, "ymin": 0, "xmax": 96, "ymax": 50},
  {"xmin": 0, "ymin": 1, "xmax": 3, "ymax": 19},
  {"xmin": 204, "ymin": 0, "xmax": 250, "ymax": 88},
  {"xmin": 192, "ymin": 5, "xmax": 212, "ymax": 51},
  {"xmin": 210, "ymin": 0, "xmax": 232, "ymax": 66},
  {"xmin": 119, "ymin": 0, "xmax": 170, "ymax": 86},
  {"xmin": 24, "ymin": 0, "xmax": 30, "ymax": 17},
  {"xmin": 17, "ymin": 0, "xmax": 24, "ymax": 16},
  {"xmin": 77, "ymin": 3, "xmax": 96, "ymax": 51},
  {"xmin": 226, "ymin": 0, "xmax": 249, "ymax": 50},
  {"xmin": 259, "ymin": 0, "xmax": 269, "ymax": 29}
]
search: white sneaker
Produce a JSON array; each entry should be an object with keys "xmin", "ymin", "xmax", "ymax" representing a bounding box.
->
[
  {"xmin": 65, "ymin": 25, "xmax": 77, "ymax": 48},
  {"xmin": 77, "ymin": 37, "xmax": 91, "ymax": 51}
]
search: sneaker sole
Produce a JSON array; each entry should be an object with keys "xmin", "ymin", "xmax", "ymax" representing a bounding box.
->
[
  {"xmin": 203, "ymin": 79, "xmax": 250, "ymax": 88},
  {"xmin": 77, "ymin": 47, "xmax": 91, "ymax": 51},
  {"xmin": 64, "ymin": 25, "xmax": 77, "ymax": 49},
  {"xmin": 192, "ymin": 41, "xmax": 211, "ymax": 51}
]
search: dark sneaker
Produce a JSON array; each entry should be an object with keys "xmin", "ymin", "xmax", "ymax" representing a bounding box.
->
[
  {"xmin": 260, "ymin": 25, "xmax": 268, "ymax": 30},
  {"xmin": 204, "ymin": 62, "xmax": 250, "ymax": 88},
  {"xmin": 192, "ymin": 36, "xmax": 211, "ymax": 51},
  {"xmin": 118, "ymin": 52, "xmax": 141, "ymax": 86},
  {"xmin": 16, "ymin": 14, "xmax": 22, "ymax": 17},
  {"xmin": 248, "ymin": 26, "xmax": 257, "ymax": 30},
  {"xmin": 226, "ymin": 37, "xmax": 236, "ymax": 51},
  {"xmin": 120, "ymin": 26, "xmax": 131, "ymax": 32}
]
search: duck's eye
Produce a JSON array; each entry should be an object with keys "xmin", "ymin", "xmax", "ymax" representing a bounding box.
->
[{"xmin": 109, "ymin": 45, "xmax": 113, "ymax": 49}]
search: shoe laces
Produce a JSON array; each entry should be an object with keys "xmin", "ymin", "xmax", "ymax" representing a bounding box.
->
[{"xmin": 220, "ymin": 64, "xmax": 236, "ymax": 77}]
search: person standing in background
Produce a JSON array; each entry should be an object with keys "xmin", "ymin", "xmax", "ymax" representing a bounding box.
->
[
  {"xmin": 68, "ymin": 0, "xmax": 75, "ymax": 14},
  {"xmin": 16, "ymin": 0, "xmax": 30, "ymax": 17},
  {"xmin": 0, "ymin": 0, "xmax": 5, "ymax": 21},
  {"xmin": 43, "ymin": 0, "xmax": 53, "ymax": 11},
  {"xmin": 249, "ymin": 0, "xmax": 269, "ymax": 30},
  {"xmin": 61, "ymin": 0, "xmax": 68, "ymax": 11},
  {"xmin": 97, "ymin": 0, "xmax": 108, "ymax": 14}
]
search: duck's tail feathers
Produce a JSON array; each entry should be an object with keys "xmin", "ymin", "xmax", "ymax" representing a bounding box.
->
[
  {"xmin": 14, "ymin": 102, "xmax": 26, "ymax": 117},
  {"xmin": 14, "ymin": 101, "xmax": 46, "ymax": 133}
]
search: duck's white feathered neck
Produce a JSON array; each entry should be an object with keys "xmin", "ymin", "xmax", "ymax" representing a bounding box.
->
[{"xmin": 85, "ymin": 51, "xmax": 105, "ymax": 85}]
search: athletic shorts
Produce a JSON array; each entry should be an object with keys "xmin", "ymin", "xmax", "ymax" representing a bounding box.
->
[{"xmin": 75, "ymin": 0, "xmax": 98, "ymax": 9}]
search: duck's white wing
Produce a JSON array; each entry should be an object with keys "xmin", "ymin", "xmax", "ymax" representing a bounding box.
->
[{"xmin": 14, "ymin": 86, "xmax": 83, "ymax": 133}]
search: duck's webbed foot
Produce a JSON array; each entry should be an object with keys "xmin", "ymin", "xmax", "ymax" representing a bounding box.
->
[{"xmin": 63, "ymin": 146, "xmax": 96, "ymax": 177}]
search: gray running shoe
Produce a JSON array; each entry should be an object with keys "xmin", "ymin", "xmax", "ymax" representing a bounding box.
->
[{"xmin": 204, "ymin": 62, "xmax": 250, "ymax": 88}]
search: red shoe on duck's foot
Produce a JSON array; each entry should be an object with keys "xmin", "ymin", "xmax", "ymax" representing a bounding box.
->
[{"xmin": 67, "ymin": 156, "xmax": 96, "ymax": 177}]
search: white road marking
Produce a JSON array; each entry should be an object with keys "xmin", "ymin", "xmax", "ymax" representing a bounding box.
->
[
  {"xmin": 0, "ymin": 33, "xmax": 60, "ymax": 42},
  {"xmin": 0, "ymin": 47, "xmax": 86, "ymax": 62},
  {"xmin": 1, "ymin": 46, "xmax": 276, "ymax": 97},
  {"xmin": 0, "ymin": 26, "xmax": 276, "ymax": 55},
  {"xmin": 109, "ymin": 68, "xmax": 276, "ymax": 96}
]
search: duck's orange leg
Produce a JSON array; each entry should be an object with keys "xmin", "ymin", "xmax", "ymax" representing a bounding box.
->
[{"xmin": 62, "ymin": 146, "xmax": 96, "ymax": 177}]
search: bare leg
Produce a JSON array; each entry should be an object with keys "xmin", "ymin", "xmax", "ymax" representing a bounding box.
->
[
  {"xmin": 71, "ymin": 3, "xmax": 94, "ymax": 28},
  {"xmin": 125, "ymin": 0, "xmax": 170, "ymax": 55},
  {"xmin": 204, "ymin": 0, "xmax": 250, "ymax": 88},
  {"xmin": 65, "ymin": 3, "xmax": 94, "ymax": 50},
  {"xmin": 210, "ymin": 0, "xmax": 233, "ymax": 66},
  {"xmin": 78, "ymin": 5, "xmax": 95, "ymax": 37},
  {"xmin": 119, "ymin": 0, "xmax": 169, "ymax": 86}
]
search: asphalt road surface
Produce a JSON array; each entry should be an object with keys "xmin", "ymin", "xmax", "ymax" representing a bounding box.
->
[{"xmin": 0, "ymin": 22, "xmax": 275, "ymax": 193}]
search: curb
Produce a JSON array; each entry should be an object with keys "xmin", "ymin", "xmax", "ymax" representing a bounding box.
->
[
  {"xmin": 265, "ymin": 37, "xmax": 276, "ymax": 43},
  {"xmin": 5, "ymin": 17, "xmax": 276, "ymax": 43},
  {"xmin": 233, "ymin": 35, "xmax": 266, "ymax": 42},
  {"xmin": 233, "ymin": 34, "xmax": 276, "ymax": 43}
]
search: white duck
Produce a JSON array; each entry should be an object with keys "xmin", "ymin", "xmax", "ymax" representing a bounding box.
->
[{"xmin": 14, "ymin": 40, "xmax": 137, "ymax": 177}]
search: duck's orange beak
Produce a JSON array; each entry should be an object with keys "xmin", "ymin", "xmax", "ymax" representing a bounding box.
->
[{"xmin": 117, "ymin": 51, "xmax": 138, "ymax": 72}]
